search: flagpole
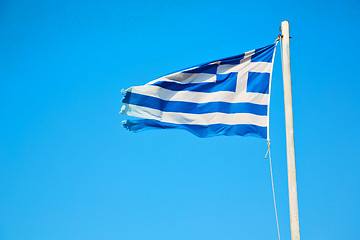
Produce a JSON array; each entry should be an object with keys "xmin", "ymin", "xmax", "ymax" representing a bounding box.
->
[{"xmin": 281, "ymin": 21, "xmax": 300, "ymax": 240}]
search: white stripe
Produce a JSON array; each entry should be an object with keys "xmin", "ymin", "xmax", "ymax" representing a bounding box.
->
[
  {"xmin": 128, "ymin": 84, "xmax": 270, "ymax": 105},
  {"xmin": 148, "ymin": 61, "xmax": 272, "ymax": 85},
  {"xmin": 122, "ymin": 104, "xmax": 267, "ymax": 127},
  {"xmin": 157, "ymin": 72, "xmax": 217, "ymax": 84},
  {"xmin": 266, "ymin": 41, "xmax": 278, "ymax": 139},
  {"xmin": 217, "ymin": 61, "xmax": 272, "ymax": 74}
]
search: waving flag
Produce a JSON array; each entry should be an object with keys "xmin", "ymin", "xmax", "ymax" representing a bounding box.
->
[{"xmin": 120, "ymin": 43, "xmax": 277, "ymax": 138}]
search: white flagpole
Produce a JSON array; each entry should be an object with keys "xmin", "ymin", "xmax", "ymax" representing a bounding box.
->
[{"xmin": 281, "ymin": 21, "xmax": 300, "ymax": 240}]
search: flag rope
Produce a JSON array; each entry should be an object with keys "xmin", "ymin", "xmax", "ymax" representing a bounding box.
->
[
  {"xmin": 265, "ymin": 140, "xmax": 281, "ymax": 240},
  {"xmin": 263, "ymin": 36, "xmax": 282, "ymax": 240}
]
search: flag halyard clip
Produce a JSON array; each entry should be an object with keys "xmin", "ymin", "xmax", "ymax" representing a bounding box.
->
[
  {"xmin": 279, "ymin": 26, "xmax": 293, "ymax": 39},
  {"xmin": 265, "ymin": 139, "xmax": 271, "ymax": 159}
]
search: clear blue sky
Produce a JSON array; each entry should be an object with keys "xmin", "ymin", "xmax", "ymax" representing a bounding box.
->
[{"xmin": 1, "ymin": 0, "xmax": 359, "ymax": 239}]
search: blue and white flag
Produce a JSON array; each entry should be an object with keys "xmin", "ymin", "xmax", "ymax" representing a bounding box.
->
[{"xmin": 121, "ymin": 43, "xmax": 277, "ymax": 138}]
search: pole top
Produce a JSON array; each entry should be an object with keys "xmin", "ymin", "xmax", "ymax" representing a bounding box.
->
[
  {"xmin": 281, "ymin": 21, "xmax": 289, "ymax": 30},
  {"xmin": 280, "ymin": 21, "xmax": 291, "ymax": 39}
]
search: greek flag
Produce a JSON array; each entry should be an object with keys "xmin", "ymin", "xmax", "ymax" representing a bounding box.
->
[{"xmin": 121, "ymin": 43, "xmax": 277, "ymax": 138}]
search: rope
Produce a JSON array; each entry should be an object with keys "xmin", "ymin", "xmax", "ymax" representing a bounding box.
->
[
  {"xmin": 265, "ymin": 140, "xmax": 281, "ymax": 240},
  {"xmin": 279, "ymin": 35, "xmax": 283, "ymax": 70},
  {"xmin": 265, "ymin": 35, "xmax": 282, "ymax": 240}
]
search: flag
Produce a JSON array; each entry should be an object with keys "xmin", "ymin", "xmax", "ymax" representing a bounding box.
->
[{"xmin": 120, "ymin": 43, "xmax": 277, "ymax": 138}]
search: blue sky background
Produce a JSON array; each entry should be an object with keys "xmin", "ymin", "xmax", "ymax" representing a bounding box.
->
[{"xmin": 1, "ymin": 0, "xmax": 359, "ymax": 239}]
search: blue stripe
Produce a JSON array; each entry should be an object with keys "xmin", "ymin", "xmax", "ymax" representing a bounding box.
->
[
  {"xmin": 123, "ymin": 92, "xmax": 268, "ymax": 115},
  {"xmin": 123, "ymin": 119, "xmax": 267, "ymax": 138},
  {"xmin": 182, "ymin": 64, "xmax": 218, "ymax": 74},
  {"xmin": 251, "ymin": 44, "xmax": 275, "ymax": 63},
  {"xmin": 218, "ymin": 53, "xmax": 246, "ymax": 65},
  {"xmin": 179, "ymin": 53, "xmax": 246, "ymax": 74},
  {"xmin": 151, "ymin": 72, "xmax": 238, "ymax": 93},
  {"xmin": 161, "ymin": 44, "xmax": 274, "ymax": 77}
]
